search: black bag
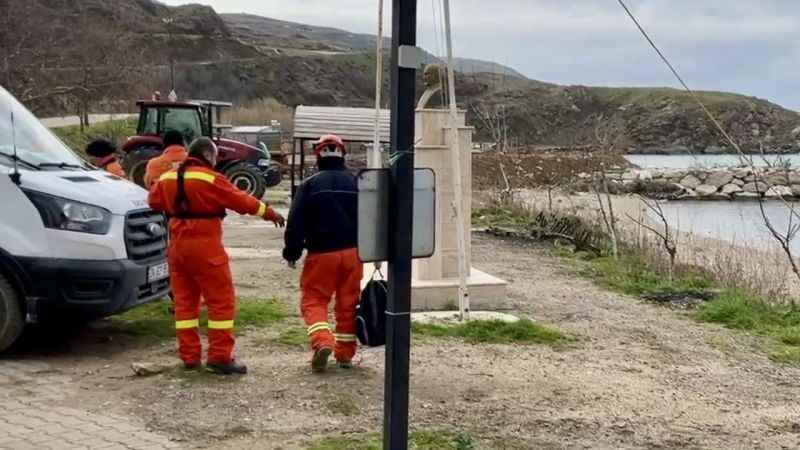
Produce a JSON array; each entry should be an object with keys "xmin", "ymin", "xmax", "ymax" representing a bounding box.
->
[{"xmin": 356, "ymin": 272, "xmax": 388, "ymax": 347}]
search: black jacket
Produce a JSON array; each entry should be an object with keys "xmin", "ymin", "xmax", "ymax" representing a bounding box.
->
[{"xmin": 283, "ymin": 158, "xmax": 358, "ymax": 262}]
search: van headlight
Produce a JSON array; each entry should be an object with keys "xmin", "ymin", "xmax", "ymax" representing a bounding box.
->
[{"xmin": 22, "ymin": 190, "xmax": 112, "ymax": 235}]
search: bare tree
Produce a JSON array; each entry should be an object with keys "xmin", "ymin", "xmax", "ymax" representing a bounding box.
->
[
  {"xmin": 471, "ymin": 101, "xmax": 509, "ymax": 150},
  {"xmin": 589, "ymin": 114, "xmax": 628, "ymax": 260},
  {"xmin": 627, "ymin": 196, "xmax": 678, "ymax": 280},
  {"xmin": 592, "ymin": 170, "xmax": 620, "ymax": 260}
]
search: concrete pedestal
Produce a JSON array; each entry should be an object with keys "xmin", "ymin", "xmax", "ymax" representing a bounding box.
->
[{"xmin": 408, "ymin": 109, "xmax": 507, "ymax": 310}]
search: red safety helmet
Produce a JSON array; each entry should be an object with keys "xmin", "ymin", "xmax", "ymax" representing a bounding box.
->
[{"xmin": 314, "ymin": 134, "xmax": 346, "ymax": 158}]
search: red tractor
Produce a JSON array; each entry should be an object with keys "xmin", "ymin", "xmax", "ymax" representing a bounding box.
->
[{"xmin": 120, "ymin": 99, "xmax": 285, "ymax": 198}]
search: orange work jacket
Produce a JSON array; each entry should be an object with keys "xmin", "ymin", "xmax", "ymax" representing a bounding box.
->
[
  {"xmin": 144, "ymin": 145, "xmax": 188, "ymax": 188},
  {"xmin": 148, "ymin": 158, "xmax": 270, "ymax": 242}
]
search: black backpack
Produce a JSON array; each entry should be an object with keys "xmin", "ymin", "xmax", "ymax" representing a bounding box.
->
[{"xmin": 356, "ymin": 274, "xmax": 388, "ymax": 347}]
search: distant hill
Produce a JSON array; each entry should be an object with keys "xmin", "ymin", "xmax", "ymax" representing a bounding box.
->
[
  {"xmin": 222, "ymin": 13, "xmax": 526, "ymax": 78},
  {"xmin": 4, "ymin": 0, "xmax": 799, "ymax": 152}
]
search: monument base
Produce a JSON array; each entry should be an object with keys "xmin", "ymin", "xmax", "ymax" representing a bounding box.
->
[{"xmin": 362, "ymin": 267, "xmax": 508, "ymax": 312}]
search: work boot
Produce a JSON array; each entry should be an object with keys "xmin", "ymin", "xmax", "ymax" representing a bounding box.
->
[
  {"xmin": 311, "ymin": 347, "xmax": 332, "ymax": 373},
  {"xmin": 183, "ymin": 362, "xmax": 201, "ymax": 371},
  {"xmin": 206, "ymin": 359, "xmax": 248, "ymax": 375},
  {"xmin": 337, "ymin": 360, "xmax": 354, "ymax": 370}
]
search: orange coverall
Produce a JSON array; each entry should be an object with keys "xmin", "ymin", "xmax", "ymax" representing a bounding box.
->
[
  {"xmin": 94, "ymin": 155, "xmax": 126, "ymax": 178},
  {"xmin": 148, "ymin": 157, "xmax": 278, "ymax": 365},
  {"xmin": 301, "ymin": 248, "xmax": 363, "ymax": 362},
  {"xmin": 144, "ymin": 145, "xmax": 188, "ymax": 188}
]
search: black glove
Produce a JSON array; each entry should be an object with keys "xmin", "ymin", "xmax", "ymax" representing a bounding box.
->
[{"xmin": 282, "ymin": 247, "xmax": 302, "ymax": 265}]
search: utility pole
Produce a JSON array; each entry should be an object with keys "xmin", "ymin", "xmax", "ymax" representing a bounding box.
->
[{"xmin": 384, "ymin": 0, "xmax": 417, "ymax": 449}]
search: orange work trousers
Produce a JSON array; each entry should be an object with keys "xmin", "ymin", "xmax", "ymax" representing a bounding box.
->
[
  {"xmin": 300, "ymin": 247, "xmax": 363, "ymax": 362},
  {"xmin": 169, "ymin": 238, "xmax": 236, "ymax": 365}
]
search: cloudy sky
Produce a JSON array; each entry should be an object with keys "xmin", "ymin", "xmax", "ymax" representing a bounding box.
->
[{"xmin": 163, "ymin": 0, "xmax": 800, "ymax": 110}]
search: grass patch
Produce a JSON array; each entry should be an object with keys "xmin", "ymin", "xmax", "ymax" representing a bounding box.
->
[
  {"xmin": 107, "ymin": 297, "xmax": 288, "ymax": 341},
  {"xmin": 413, "ymin": 319, "xmax": 570, "ymax": 346},
  {"xmin": 51, "ymin": 118, "xmax": 137, "ymax": 157},
  {"xmin": 580, "ymin": 254, "xmax": 713, "ymax": 297},
  {"xmin": 472, "ymin": 206, "xmax": 531, "ymax": 229},
  {"xmin": 309, "ymin": 430, "xmax": 481, "ymax": 450},
  {"xmin": 275, "ymin": 325, "xmax": 308, "ymax": 347},
  {"xmin": 694, "ymin": 291, "xmax": 800, "ymax": 364}
]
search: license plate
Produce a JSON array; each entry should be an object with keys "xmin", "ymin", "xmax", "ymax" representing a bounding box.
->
[{"xmin": 147, "ymin": 262, "xmax": 169, "ymax": 282}]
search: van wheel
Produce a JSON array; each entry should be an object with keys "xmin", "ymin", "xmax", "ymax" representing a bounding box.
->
[
  {"xmin": 0, "ymin": 274, "xmax": 24, "ymax": 352},
  {"xmin": 225, "ymin": 163, "xmax": 267, "ymax": 199}
]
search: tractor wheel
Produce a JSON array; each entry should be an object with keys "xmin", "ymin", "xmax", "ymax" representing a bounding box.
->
[
  {"xmin": 263, "ymin": 162, "xmax": 283, "ymax": 188},
  {"xmin": 121, "ymin": 147, "xmax": 161, "ymax": 188},
  {"xmin": 0, "ymin": 272, "xmax": 24, "ymax": 353},
  {"xmin": 225, "ymin": 163, "xmax": 267, "ymax": 199}
]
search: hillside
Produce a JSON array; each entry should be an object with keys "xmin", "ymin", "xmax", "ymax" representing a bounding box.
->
[
  {"xmin": 221, "ymin": 13, "xmax": 526, "ymax": 78},
  {"xmin": 3, "ymin": 0, "xmax": 799, "ymax": 152}
]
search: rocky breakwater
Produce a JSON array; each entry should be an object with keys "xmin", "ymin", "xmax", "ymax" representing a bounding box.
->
[{"xmin": 620, "ymin": 167, "xmax": 800, "ymax": 200}]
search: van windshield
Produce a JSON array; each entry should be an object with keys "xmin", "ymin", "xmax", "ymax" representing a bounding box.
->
[{"xmin": 0, "ymin": 87, "xmax": 85, "ymax": 169}]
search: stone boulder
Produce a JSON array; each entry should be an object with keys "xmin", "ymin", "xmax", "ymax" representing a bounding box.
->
[
  {"xmin": 735, "ymin": 192, "xmax": 761, "ymax": 199},
  {"xmin": 704, "ymin": 171, "xmax": 734, "ymax": 188},
  {"xmin": 734, "ymin": 168, "xmax": 752, "ymax": 178},
  {"xmin": 732, "ymin": 178, "xmax": 745, "ymax": 187},
  {"xmin": 766, "ymin": 174, "xmax": 789, "ymax": 186},
  {"xmin": 789, "ymin": 172, "xmax": 800, "ymax": 185},
  {"xmin": 742, "ymin": 181, "xmax": 768, "ymax": 194},
  {"xmin": 765, "ymin": 185, "xmax": 793, "ymax": 198},
  {"xmin": 721, "ymin": 184, "xmax": 743, "ymax": 196},
  {"xmin": 680, "ymin": 174, "xmax": 702, "ymax": 190},
  {"xmin": 792, "ymin": 185, "xmax": 800, "ymax": 197},
  {"xmin": 695, "ymin": 185, "xmax": 719, "ymax": 197}
]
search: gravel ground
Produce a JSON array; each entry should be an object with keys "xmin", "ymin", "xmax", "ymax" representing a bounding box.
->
[{"xmin": 9, "ymin": 215, "xmax": 800, "ymax": 449}]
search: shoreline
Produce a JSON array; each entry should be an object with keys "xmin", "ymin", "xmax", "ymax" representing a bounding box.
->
[{"xmin": 491, "ymin": 189, "xmax": 800, "ymax": 298}]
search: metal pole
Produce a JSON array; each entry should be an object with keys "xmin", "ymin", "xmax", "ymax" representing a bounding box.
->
[
  {"xmin": 371, "ymin": 0, "xmax": 385, "ymax": 169},
  {"xmin": 442, "ymin": 0, "xmax": 470, "ymax": 321},
  {"xmin": 384, "ymin": 0, "xmax": 416, "ymax": 449}
]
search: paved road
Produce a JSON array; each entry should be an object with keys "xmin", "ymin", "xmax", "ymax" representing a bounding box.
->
[
  {"xmin": 0, "ymin": 360, "xmax": 180, "ymax": 449},
  {"xmin": 41, "ymin": 114, "xmax": 136, "ymax": 129}
]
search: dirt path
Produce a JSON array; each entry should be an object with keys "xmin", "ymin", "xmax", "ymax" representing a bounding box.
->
[{"xmin": 9, "ymin": 217, "xmax": 800, "ymax": 449}]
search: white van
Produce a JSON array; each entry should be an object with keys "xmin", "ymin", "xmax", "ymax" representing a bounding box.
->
[{"xmin": 0, "ymin": 86, "xmax": 170, "ymax": 351}]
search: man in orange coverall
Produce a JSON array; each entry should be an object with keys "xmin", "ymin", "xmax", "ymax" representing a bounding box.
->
[
  {"xmin": 149, "ymin": 137, "xmax": 285, "ymax": 375},
  {"xmin": 86, "ymin": 139, "xmax": 126, "ymax": 178},
  {"xmin": 283, "ymin": 134, "xmax": 362, "ymax": 373},
  {"xmin": 144, "ymin": 130, "xmax": 188, "ymax": 188}
]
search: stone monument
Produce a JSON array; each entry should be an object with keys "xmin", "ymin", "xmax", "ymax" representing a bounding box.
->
[{"xmin": 409, "ymin": 64, "xmax": 507, "ymax": 310}]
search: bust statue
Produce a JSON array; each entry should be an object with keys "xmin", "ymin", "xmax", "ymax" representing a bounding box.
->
[{"xmin": 417, "ymin": 64, "xmax": 448, "ymax": 109}]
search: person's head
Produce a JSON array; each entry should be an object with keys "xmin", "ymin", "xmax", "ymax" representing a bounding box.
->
[
  {"xmin": 188, "ymin": 137, "xmax": 218, "ymax": 167},
  {"xmin": 85, "ymin": 139, "xmax": 117, "ymax": 166},
  {"xmin": 163, "ymin": 130, "xmax": 185, "ymax": 149},
  {"xmin": 313, "ymin": 134, "xmax": 346, "ymax": 160},
  {"xmin": 85, "ymin": 139, "xmax": 116, "ymax": 159}
]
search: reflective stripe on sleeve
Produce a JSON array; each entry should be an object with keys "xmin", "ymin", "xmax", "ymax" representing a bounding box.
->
[
  {"xmin": 257, "ymin": 201, "xmax": 267, "ymax": 217},
  {"xmin": 208, "ymin": 320, "xmax": 235, "ymax": 330},
  {"xmin": 307, "ymin": 322, "xmax": 331, "ymax": 336},
  {"xmin": 159, "ymin": 171, "xmax": 216, "ymax": 183},
  {"xmin": 175, "ymin": 319, "xmax": 200, "ymax": 330}
]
